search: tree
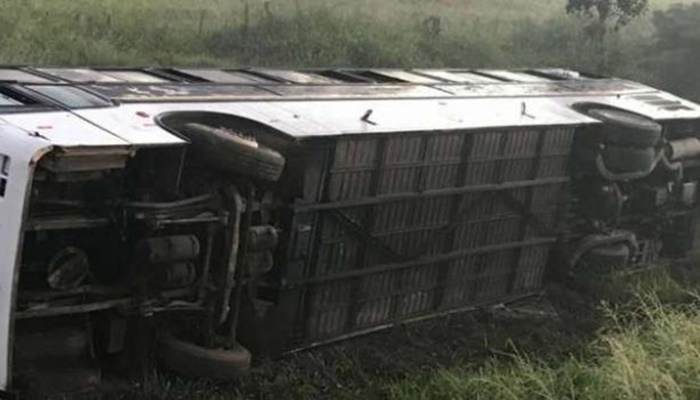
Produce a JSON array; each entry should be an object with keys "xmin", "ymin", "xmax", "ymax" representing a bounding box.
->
[
  {"xmin": 566, "ymin": 0, "xmax": 648, "ymax": 71},
  {"xmin": 566, "ymin": 0, "xmax": 649, "ymax": 31}
]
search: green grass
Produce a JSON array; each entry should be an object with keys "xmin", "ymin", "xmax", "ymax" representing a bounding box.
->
[
  {"xmin": 389, "ymin": 269, "xmax": 700, "ymax": 400},
  {"xmin": 390, "ymin": 298, "xmax": 700, "ymax": 400},
  {"xmin": 0, "ymin": 0, "xmax": 690, "ymax": 74}
]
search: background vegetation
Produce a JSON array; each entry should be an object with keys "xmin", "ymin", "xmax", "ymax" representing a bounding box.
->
[{"xmin": 0, "ymin": 0, "xmax": 699, "ymax": 100}]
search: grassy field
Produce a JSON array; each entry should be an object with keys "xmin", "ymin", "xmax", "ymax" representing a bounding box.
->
[{"xmin": 0, "ymin": 0, "xmax": 693, "ymax": 72}]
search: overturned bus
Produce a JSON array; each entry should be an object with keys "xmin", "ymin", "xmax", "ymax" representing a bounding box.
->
[{"xmin": 1, "ymin": 66, "xmax": 699, "ymax": 396}]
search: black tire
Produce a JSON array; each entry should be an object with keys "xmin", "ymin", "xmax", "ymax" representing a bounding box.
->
[
  {"xmin": 572, "ymin": 242, "xmax": 632, "ymax": 298},
  {"xmin": 157, "ymin": 333, "xmax": 251, "ymax": 380},
  {"xmin": 581, "ymin": 243, "xmax": 630, "ymax": 275},
  {"xmin": 587, "ymin": 108, "xmax": 662, "ymax": 147},
  {"xmin": 182, "ymin": 123, "xmax": 285, "ymax": 182},
  {"xmin": 574, "ymin": 145, "xmax": 656, "ymax": 174},
  {"xmin": 603, "ymin": 145, "xmax": 656, "ymax": 173}
]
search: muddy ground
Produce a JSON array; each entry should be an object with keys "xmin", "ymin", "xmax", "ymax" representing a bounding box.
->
[{"xmin": 120, "ymin": 282, "xmax": 604, "ymax": 400}]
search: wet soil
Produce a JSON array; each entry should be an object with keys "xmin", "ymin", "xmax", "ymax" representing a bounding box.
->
[
  {"xmin": 194, "ymin": 283, "xmax": 600, "ymax": 400},
  {"xmin": 72, "ymin": 282, "xmax": 605, "ymax": 400}
]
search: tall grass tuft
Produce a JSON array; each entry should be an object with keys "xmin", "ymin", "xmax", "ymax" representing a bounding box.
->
[{"xmin": 390, "ymin": 285, "xmax": 700, "ymax": 400}]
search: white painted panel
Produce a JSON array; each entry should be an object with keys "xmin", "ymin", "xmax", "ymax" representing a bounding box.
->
[
  {"xmin": 0, "ymin": 123, "xmax": 52, "ymax": 389},
  {"xmin": 0, "ymin": 112, "xmax": 127, "ymax": 147},
  {"xmin": 76, "ymin": 108, "xmax": 187, "ymax": 146}
]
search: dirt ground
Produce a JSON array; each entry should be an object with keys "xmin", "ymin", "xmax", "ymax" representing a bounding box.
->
[{"xmin": 122, "ymin": 283, "xmax": 603, "ymax": 400}]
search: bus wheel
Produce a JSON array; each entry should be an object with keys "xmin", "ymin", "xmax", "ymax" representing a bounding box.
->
[
  {"xmin": 574, "ymin": 145, "xmax": 656, "ymax": 174},
  {"xmin": 157, "ymin": 333, "xmax": 251, "ymax": 380},
  {"xmin": 586, "ymin": 108, "xmax": 662, "ymax": 147},
  {"xmin": 182, "ymin": 122, "xmax": 286, "ymax": 182}
]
